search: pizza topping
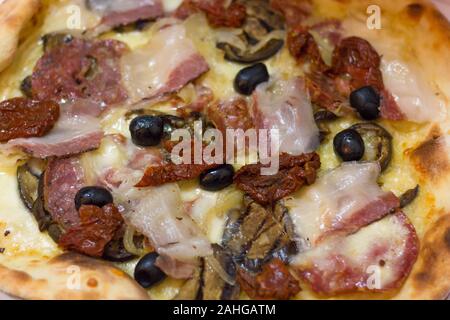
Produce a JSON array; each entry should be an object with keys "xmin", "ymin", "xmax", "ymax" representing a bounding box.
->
[
  {"xmin": 286, "ymin": 162, "xmax": 399, "ymax": 247},
  {"xmin": 349, "ymin": 86, "xmax": 381, "ymax": 120},
  {"xmin": 234, "ymin": 153, "xmax": 321, "ymax": 205},
  {"xmin": 114, "ymin": 182, "xmax": 212, "ymax": 262},
  {"xmin": 175, "ymin": 0, "xmax": 246, "ymax": 28},
  {"xmin": 288, "ymin": 28, "xmax": 328, "ymax": 71},
  {"xmin": 332, "ymin": 37, "xmax": 383, "ymax": 93},
  {"xmin": 134, "ymin": 252, "xmax": 166, "ymax": 288},
  {"xmin": 121, "ymin": 23, "xmax": 209, "ymax": 103},
  {"xmin": 292, "ymin": 212, "xmax": 419, "ymax": 294},
  {"xmin": 136, "ymin": 162, "xmax": 220, "ymax": 188},
  {"xmin": 74, "ymin": 186, "xmax": 114, "ymax": 210},
  {"xmin": 199, "ymin": 164, "xmax": 235, "ymax": 192},
  {"xmin": 206, "ymin": 97, "xmax": 254, "ymax": 135},
  {"xmin": 252, "ymin": 78, "xmax": 320, "ymax": 156},
  {"xmin": 215, "ymin": 0, "xmax": 285, "ymax": 64},
  {"xmin": 380, "ymin": 59, "xmax": 446, "ymax": 123},
  {"xmin": 350, "ymin": 123, "xmax": 392, "ymax": 171},
  {"xmin": 234, "ymin": 63, "xmax": 270, "ymax": 96},
  {"xmin": 238, "ymin": 259, "xmax": 300, "ymax": 300},
  {"xmin": 270, "ymin": 0, "xmax": 312, "ymax": 28},
  {"xmin": 0, "ymin": 98, "xmax": 60, "ymax": 143},
  {"xmin": 6, "ymin": 102, "xmax": 104, "ymax": 158},
  {"xmin": 86, "ymin": 0, "xmax": 163, "ymax": 32},
  {"xmin": 223, "ymin": 199, "xmax": 298, "ymax": 271},
  {"xmin": 58, "ymin": 203, "xmax": 123, "ymax": 257},
  {"xmin": 129, "ymin": 115, "xmax": 164, "ymax": 147},
  {"xmin": 399, "ymin": 185, "xmax": 420, "ymax": 209},
  {"xmin": 32, "ymin": 37, "xmax": 128, "ymax": 106},
  {"xmin": 17, "ymin": 163, "xmax": 40, "ymax": 211},
  {"xmin": 333, "ymin": 129, "xmax": 365, "ymax": 162},
  {"xmin": 44, "ymin": 157, "xmax": 86, "ymax": 230}
]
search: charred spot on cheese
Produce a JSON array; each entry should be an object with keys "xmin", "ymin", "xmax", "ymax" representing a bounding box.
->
[
  {"xmin": 410, "ymin": 128, "xmax": 450, "ymax": 182},
  {"xmin": 216, "ymin": 0, "xmax": 285, "ymax": 63},
  {"xmin": 406, "ymin": 3, "xmax": 425, "ymax": 19}
]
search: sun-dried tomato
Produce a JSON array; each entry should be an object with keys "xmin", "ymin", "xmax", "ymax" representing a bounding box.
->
[
  {"xmin": 135, "ymin": 162, "xmax": 219, "ymax": 188},
  {"xmin": 234, "ymin": 153, "xmax": 320, "ymax": 205},
  {"xmin": 206, "ymin": 98, "xmax": 254, "ymax": 136},
  {"xmin": 331, "ymin": 36, "xmax": 384, "ymax": 93},
  {"xmin": 288, "ymin": 28, "xmax": 327, "ymax": 71},
  {"xmin": 0, "ymin": 98, "xmax": 60, "ymax": 143},
  {"xmin": 175, "ymin": 0, "xmax": 246, "ymax": 28},
  {"xmin": 58, "ymin": 204, "xmax": 123, "ymax": 257},
  {"xmin": 238, "ymin": 259, "xmax": 301, "ymax": 300}
]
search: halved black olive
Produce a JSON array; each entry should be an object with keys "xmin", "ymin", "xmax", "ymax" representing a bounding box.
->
[
  {"xmin": 199, "ymin": 164, "xmax": 235, "ymax": 191},
  {"xmin": 234, "ymin": 63, "xmax": 269, "ymax": 95},
  {"xmin": 134, "ymin": 252, "xmax": 166, "ymax": 288},
  {"xmin": 350, "ymin": 86, "xmax": 381, "ymax": 120},
  {"xmin": 333, "ymin": 129, "xmax": 365, "ymax": 162},
  {"xmin": 218, "ymin": 39, "xmax": 284, "ymax": 64},
  {"xmin": 17, "ymin": 164, "xmax": 40, "ymax": 210},
  {"xmin": 350, "ymin": 123, "xmax": 393, "ymax": 171},
  {"xmin": 103, "ymin": 238, "xmax": 136, "ymax": 263},
  {"xmin": 42, "ymin": 33, "xmax": 74, "ymax": 52},
  {"xmin": 399, "ymin": 185, "xmax": 420, "ymax": 208},
  {"xmin": 20, "ymin": 76, "xmax": 33, "ymax": 98},
  {"xmin": 74, "ymin": 186, "xmax": 113, "ymax": 210}
]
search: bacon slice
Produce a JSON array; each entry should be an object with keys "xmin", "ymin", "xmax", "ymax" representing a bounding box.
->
[
  {"xmin": 286, "ymin": 162, "xmax": 399, "ymax": 247},
  {"xmin": 252, "ymin": 78, "xmax": 320, "ymax": 156},
  {"xmin": 113, "ymin": 182, "xmax": 212, "ymax": 263},
  {"xmin": 6, "ymin": 103, "xmax": 103, "ymax": 158},
  {"xmin": 44, "ymin": 157, "xmax": 85, "ymax": 230},
  {"xmin": 121, "ymin": 23, "xmax": 209, "ymax": 103},
  {"xmin": 87, "ymin": 0, "xmax": 164, "ymax": 30},
  {"xmin": 292, "ymin": 212, "xmax": 419, "ymax": 294}
]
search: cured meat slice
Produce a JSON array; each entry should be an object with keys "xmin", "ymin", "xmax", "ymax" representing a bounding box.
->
[
  {"xmin": 286, "ymin": 162, "xmax": 399, "ymax": 247},
  {"xmin": 31, "ymin": 37, "xmax": 128, "ymax": 106},
  {"xmin": 121, "ymin": 23, "xmax": 209, "ymax": 103},
  {"xmin": 292, "ymin": 212, "xmax": 419, "ymax": 294},
  {"xmin": 252, "ymin": 78, "xmax": 320, "ymax": 156},
  {"xmin": 6, "ymin": 103, "xmax": 103, "ymax": 158},
  {"xmin": 44, "ymin": 156, "xmax": 85, "ymax": 230},
  {"xmin": 87, "ymin": 0, "xmax": 164, "ymax": 30}
]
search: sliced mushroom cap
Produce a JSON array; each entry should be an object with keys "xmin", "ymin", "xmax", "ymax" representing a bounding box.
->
[
  {"xmin": 399, "ymin": 185, "xmax": 420, "ymax": 209},
  {"xmin": 314, "ymin": 109, "xmax": 338, "ymax": 141},
  {"xmin": 216, "ymin": 0, "xmax": 285, "ymax": 63},
  {"xmin": 103, "ymin": 238, "xmax": 137, "ymax": 262},
  {"xmin": 350, "ymin": 122, "xmax": 393, "ymax": 171},
  {"xmin": 17, "ymin": 163, "xmax": 40, "ymax": 210}
]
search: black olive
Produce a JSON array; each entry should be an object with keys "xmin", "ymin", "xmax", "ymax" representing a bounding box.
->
[
  {"xmin": 20, "ymin": 76, "xmax": 33, "ymax": 98},
  {"xmin": 234, "ymin": 63, "xmax": 269, "ymax": 96},
  {"xmin": 74, "ymin": 186, "xmax": 113, "ymax": 210},
  {"xmin": 199, "ymin": 165, "xmax": 235, "ymax": 192},
  {"xmin": 333, "ymin": 129, "xmax": 365, "ymax": 162},
  {"xmin": 134, "ymin": 252, "xmax": 166, "ymax": 288},
  {"xmin": 350, "ymin": 86, "xmax": 381, "ymax": 120},
  {"xmin": 129, "ymin": 115, "xmax": 164, "ymax": 147}
]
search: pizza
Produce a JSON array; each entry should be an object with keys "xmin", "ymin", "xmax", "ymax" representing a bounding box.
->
[{"xmin": 0, "ymin": 0, "xmax": 449, "ymax": 300}]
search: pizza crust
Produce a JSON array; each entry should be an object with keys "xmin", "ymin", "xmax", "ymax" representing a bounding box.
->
[
  {"xmin": 0, "ymin": 253, "xmax": 149, "ymax": 300},
  {"xmin": 0, "ymin": 0, "xmax": 41, "ymax": 73}
]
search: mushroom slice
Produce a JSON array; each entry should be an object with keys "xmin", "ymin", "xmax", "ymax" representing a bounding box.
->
[
  {"xmin": 216, "ymin": 0, "xmax": 285, "ymax": 63},
  {"xmin": 217, "ymin": 38, "xmax": 284, "ymax": 64},
  {"xmin": 350, "ymin": 123, "xmax": 393, "ymax": 171},
  {"xmin": 17, "ymin": 163, "xmax": 40, "ymax": 210}
]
